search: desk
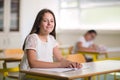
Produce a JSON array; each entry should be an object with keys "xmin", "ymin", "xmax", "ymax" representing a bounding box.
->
[
  {"xmin": 0, "ymin": 53, "xmax": 22, "ymax": 80},
  {"xmin": 78, "ymin": 47, "xmax": 120, "ymax": 61},
  {"xmin": 20, "ymin": 60, "xmax": 120, "ymax": 80},
  {"xmin": 78, "ymin": 51, "xmax": 108, "ymax": 61},
  {"xmin": 0, "ymin": 52, "xmax": 22, "ymax": 63}
]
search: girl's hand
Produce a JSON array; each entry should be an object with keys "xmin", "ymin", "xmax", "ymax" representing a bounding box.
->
[
  {"xmin": 59, "ymin": 58, "xmax": 82, "ymax": 68},
  {"xmin": 69, "ymin": 62, "xmax": 82, "ymax": 68},
  {"xmin": 59, "ymin": 59, "xmax": 71, "ymax": 68}
]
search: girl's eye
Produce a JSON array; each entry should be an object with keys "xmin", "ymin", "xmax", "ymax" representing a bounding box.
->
[
  {"xmin": 43, "ymin": 20, "xmax": 47, "ymax": 22},
  {"xmin": 51, "ymin": 21, "xmax": 54, "ymax": 22}
]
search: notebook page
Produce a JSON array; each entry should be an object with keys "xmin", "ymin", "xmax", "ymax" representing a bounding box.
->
[{"xmin": 31, "ymin": 65, "xmax": 89, "ymax": 72}]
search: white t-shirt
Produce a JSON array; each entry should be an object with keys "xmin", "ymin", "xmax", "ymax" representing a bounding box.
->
[
  {"xmin": 72, "ymin": 36, "xmax": 93, "ymax": 54},
  {"xmin": 19, "ymin": 33, "xmax": 57, "ymax": 80}
]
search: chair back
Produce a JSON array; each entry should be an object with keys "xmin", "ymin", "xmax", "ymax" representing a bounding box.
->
[{"xmin": 66, "ymin": 54, "xmax": 86, "ymax": 63}]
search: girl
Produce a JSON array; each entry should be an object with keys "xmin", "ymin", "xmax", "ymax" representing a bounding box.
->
[{"xmin": 19, "ymin": 9, "xmax": 82, "ymax": 80}]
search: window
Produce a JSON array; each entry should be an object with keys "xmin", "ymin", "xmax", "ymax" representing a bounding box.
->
[
  {"xmin": 0, "ymin": 0, "xmax": 20, "ymax": 32},
  {"xmin": 10, "ymin": 0, "xmax": 20, "ymax": 31},
  {"xmin": 0, "ymin": 0, "xmax": 4, "ymax": 31},
  {"xmin": 59, "ymin": 0, "xmax": 120, "ymax": 30}
]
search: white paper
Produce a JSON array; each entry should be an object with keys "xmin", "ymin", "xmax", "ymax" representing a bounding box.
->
[
  {"xmin": 32, "ymin": 66, "xmax": 89, "ymax": 72},
  {"xmin": 107, "ymin": 47, "xmax": 120, "ymax": 52},
  {"xmin": 97, "ymin": 47, "xmax": 120, "ymax": 53}
]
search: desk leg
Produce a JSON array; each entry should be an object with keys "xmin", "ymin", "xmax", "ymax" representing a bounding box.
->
[
  {"xmin": 114, "ymin": 72, "xmax": 116, "ymax": 80},
  {"xmin": 97, "ymin": 75, "xmax": 100, "ymax": 80},
  {"xmin": 105, "ymin": 53, "xmax": 108, "ymax": 59},
  {"xmin": 92, "ymin": 54, "xmax": 98, "ymax": 80},
  {"xmin": 92, "ymin": 54, "xmax": 98, "ymax": 61},
  {"xmin": 104, "ymin": 74, "xmax": 107, "ymax": 80},
  {"xmin": 3, "ymin": 61, "xmax": 8, "ymax": 80},
  {"xmin": 84, "ymin": 77, "xmax": 89, "ymax": 80}
]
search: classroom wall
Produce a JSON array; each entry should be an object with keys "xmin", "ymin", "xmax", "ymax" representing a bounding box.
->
[{"xmin": 57, "ymin": 30, "xmax": 120, "ymax": 47}]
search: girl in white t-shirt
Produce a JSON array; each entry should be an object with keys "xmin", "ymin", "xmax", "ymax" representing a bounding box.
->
[{"xmin": 19, "ymin": 9, "xmax": 82, "ymax": 80}]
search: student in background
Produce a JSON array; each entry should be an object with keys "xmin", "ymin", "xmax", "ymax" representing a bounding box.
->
[
  {"xmin": 72, "ymin": 30, "xmax": 98, "ymax": 62},
  {"xmin": 19, "ymin": 9, "xmax": 82, "ymax": 80}
]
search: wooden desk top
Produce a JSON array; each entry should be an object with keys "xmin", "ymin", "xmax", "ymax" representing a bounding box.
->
[
  {"xmin": 0, "ymin": 53, "xmax": 22, "ymax": 62},
  {"xmin": 20, "ymin": 60, "xmax": 120, "ymax": 80}
]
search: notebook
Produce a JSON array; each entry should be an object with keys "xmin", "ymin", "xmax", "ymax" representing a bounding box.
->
[
  {"xmin": 31, "ymin": 64, "xmax": 89, "ymax": 72},
  {"xmin": 107, "ymin": 47, "xmax": 120, "ymax": 52}
]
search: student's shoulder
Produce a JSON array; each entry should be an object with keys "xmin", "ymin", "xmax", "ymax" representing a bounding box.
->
[{"xmin": 27, "ymin": 33, "xmax": 37, "ymax": 39}]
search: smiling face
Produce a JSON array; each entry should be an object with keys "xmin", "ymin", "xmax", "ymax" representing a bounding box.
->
[{"xmin": 39, "ymin": 12, "xmax": 55, "ymax": 35}]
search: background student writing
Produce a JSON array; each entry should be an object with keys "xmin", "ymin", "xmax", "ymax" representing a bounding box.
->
[
  {"xmin": 19, "ymin": 9, "xmax": 82, "ymax": 80},
  {"xmin": 72, "ymin": 30, "xmax": 98, "ymax": 62}
]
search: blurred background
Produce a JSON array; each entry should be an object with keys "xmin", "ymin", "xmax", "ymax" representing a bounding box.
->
[
  {"xmin": 0, "ymin": 0, "xmax": 120, "ymax": 56},
  {"xmin": 0, "ymin": 0, "xmax": 120, "ymax": 80}
]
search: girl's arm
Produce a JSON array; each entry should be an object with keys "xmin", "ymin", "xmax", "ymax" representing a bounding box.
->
[
  {"xmin": 53, "ymin": 46, "xmax": 65, "ymax": 62},
  {"xmin": 53, "ymin": 46, "xmax": 82, "ymax": 68},
  {"xmin": 26, "ymin": 49, "xmax": 70, "ymax": 68},
  {"xmin": 90, "ymin": 44, "xmax": 98, "ymax": 50}
]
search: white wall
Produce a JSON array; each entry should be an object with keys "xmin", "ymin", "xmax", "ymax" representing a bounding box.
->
[{"xmin": 57, "ymin": 30, "xmax": 120, "ymax": 47}]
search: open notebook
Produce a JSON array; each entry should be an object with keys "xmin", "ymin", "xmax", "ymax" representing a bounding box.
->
[
  {"xmin": 97, "ymin": 47, "xmax": 120, "ymax": 53},
  {"xmin": 107, "ymin": 47, "xmax": 120, "ymax": 52},
  {"xmin": 31, "ymin": 64, "xmax": 89, "ymax": 72}
]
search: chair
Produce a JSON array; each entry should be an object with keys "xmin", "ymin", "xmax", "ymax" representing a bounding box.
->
[
  {"xmin": 68, "ymin": 46, "xmax": 73, "ymax": 54},
  {"xmin": 0, "ymin": 49, "xmax": 3, "ymax": 53},
  {"xmin": 66, "ymin": 53, "xmax": 86, "ymax": 63},
  {"xmin": 66, "ymin": 54, "xmax": 88, "ymax": 80},
  {"xmin": 1, "ymin": 49, "xmax": 23, "ymax": 80}
]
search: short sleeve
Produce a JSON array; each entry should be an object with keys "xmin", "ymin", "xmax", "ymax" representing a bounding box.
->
[
  {"xmin": 77, "ymin": 37, "xmax": 84, "ymax": 43},
  {"xmin": 49, "ymin": 35, "xmax": 58, "ymax": 48},
  {"xmin": 25, "ymin": 34, "xmax": 37, "ymax": 51}
]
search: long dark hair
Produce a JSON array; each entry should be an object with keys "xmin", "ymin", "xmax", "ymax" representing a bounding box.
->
[{"xmin": 23, "ymin": 9, "xmax": 56, "ymax": 50}]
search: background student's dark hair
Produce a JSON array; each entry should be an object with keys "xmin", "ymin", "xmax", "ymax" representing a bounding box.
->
[
  {"xmin": 87, "ymin": 30, "xmax": 97, "ymax": 35},
  {"xmin": 23, "ymin": 9, "xmax": 56, "ymax": 50}
]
